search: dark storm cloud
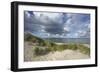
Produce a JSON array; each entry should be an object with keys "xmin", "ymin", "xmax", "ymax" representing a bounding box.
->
[{"xmin": 24, "ymin": 11, "xmax": 68, "ymax": 34}]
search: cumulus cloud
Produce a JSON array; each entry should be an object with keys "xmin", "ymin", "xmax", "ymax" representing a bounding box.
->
[{"xmin": 24, "ymin": 11, "xmax": 90, "ymax": 38}]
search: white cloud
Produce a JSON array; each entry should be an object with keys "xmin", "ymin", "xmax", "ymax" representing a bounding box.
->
[
  {"xmin": 78, "ymin": 30, "xmax": 86, "ymax": 36},
  {"xmin": 33, "ymin": 12, "xmax": 63, "ymax": 24},
  {"xmin": 47, "ymin": 33, "xmax": 50, "ymax": 36},
  {"xmin": 67, "ymin": 13, "xmax": 73, "ymax": 18},
  {"xmin": 25, "ymin": 11, "xmax": 90, "ymax": 38},
  {"xmin": 63, "ymin": 27, "xmax": 70, "ymax": 32},
  {"xmin": 41, "ymin": 29, "xmax": 45, "ymax": 32},
  {"xmin": 25, "ymin": 11, "xmax": 31, "ymax": 18},
  {"xmin": 66, "ymin": 18, "xmax": 72, "ymax": 24}
]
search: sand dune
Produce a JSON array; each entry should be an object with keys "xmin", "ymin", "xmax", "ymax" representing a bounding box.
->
[
  {"xmin": 30, "ymin": 49, "xmax": 89, "ymax": 61},
  {"xmin": 24, "ymin": 42, "xmax": 90, "ymax": 61}
]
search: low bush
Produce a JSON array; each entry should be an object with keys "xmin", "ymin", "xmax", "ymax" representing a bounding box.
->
[{"xmin": 34, "ymin": 47, "xmax": 50, "ymax": 55}]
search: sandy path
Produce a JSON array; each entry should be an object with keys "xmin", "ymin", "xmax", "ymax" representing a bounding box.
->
[
  {"xmin": 24, "ymin": 42, "xmax": 90, "ymax": 61},
  {"xmin": 32, "ymin": 49, "xmax": 89, "ymax": 61}
]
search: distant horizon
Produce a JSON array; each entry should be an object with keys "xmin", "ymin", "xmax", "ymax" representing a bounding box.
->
[
  {"xmin": 42, "ymin": 37, "xmax": 90, "ymax": 39},
  {"xmin": 25, "ymin": 31, "xmax": 90, "ymax": 39}
]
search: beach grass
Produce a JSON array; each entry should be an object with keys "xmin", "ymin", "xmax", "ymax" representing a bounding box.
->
[
  {"xmin": 25, "ymin": 32, "xmax": 90, "ymax": 56},
  {"xmin": 33, "ymin": 43, "xmax": 90, "ymax": 56}
]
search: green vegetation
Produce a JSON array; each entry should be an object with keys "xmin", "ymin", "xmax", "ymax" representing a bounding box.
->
[
  {"xmin": 77, "ymin": 44, "xmax": 90, "ymax": 55},
  {"xmin": 34, "ymin": 47, "xmax": 50, "ymax": 55},
  {"xmin": 25, "ymin": 32, "xmax": 90, "ymax": 56}
]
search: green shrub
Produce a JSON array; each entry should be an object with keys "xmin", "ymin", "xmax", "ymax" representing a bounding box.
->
[
  {"xmin": 34, "ymin": 47, "xmax": 50, "ymax": 55},
  {"xmin": 66, "ymin": 44, "xmax": 78, "ymax": 50}
]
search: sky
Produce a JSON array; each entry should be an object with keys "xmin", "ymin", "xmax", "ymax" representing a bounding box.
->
[{"xmin": 24, "ymin": 11, "xmax": 90, "ymax": 38}]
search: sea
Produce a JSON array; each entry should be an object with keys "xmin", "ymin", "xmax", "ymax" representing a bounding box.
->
[{"xmin": 43, "ymin": 38, "xmax": 90, "ymax": 44}]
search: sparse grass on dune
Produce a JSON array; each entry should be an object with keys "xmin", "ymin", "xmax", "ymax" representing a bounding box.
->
[
  {"xmin": 34, "ymin": 47, "xmax": 50, "ymax": 55},
  {"xmin": 25, "ymin": 32, "xmax": 90, "ymax": 56},
  {"xmin": 33, "ymin": 43, "xmax": 90, "ymax": 56},
  {"xmin": 77, "ymin": 44, "xmax": 90, "ymax": 55}
]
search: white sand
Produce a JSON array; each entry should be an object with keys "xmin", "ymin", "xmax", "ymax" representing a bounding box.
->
[
  {"xmin": 24, "ymin": 42, "xmax": 90, "ymax": 61},
  {"xmin": 31, "ymin": 49, "xmax": 89, "ymax": 61}
]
